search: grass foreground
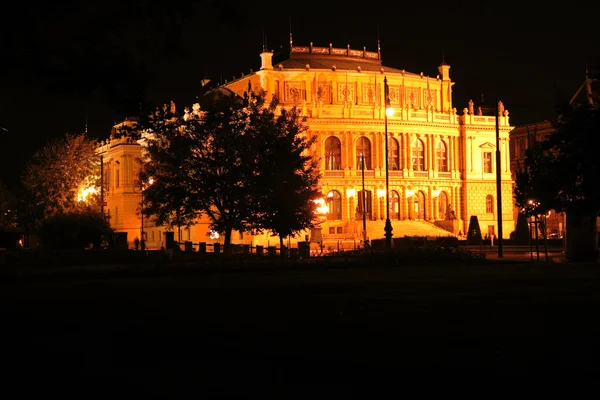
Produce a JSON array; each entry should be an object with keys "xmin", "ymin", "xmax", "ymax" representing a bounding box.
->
[{"xmin": 1, "ymin": 259, "xmax": 599, "ymax": 397}]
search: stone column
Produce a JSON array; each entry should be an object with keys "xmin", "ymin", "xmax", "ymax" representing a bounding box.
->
[
  {"xmin": 454, "ymin": 136, "xmax": 459, "ymax": 171},
  {"xmin": 407, "ymin": 133, "xmax": 413, "ymax": 170},
  {"xmin": 402, "ymin": 133, "xmax": 408, "ymax": 170},
  {"xmin": 346, "ymin": 132, "xmax": 353, "ymax": 170},
  {"xmin": 375, "ymin": 131, "xmax": 381, "ymax": 170},
  {"xmin": 447, "ymin": 136, "xmax": 452, "ymax": 172}
]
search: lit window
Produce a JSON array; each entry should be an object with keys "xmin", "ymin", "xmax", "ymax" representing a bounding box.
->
[
  {"xmin": 436, "ymin": 141, "xmax": 447, "ymax": 172},
  {"xmin": 412, "ymin": 139, "xmax": 425, "ymax": 171},
  {"xmin": 483, "ymin": 152, "xmax": 493, "ymax": 173},
  {"xmin": 326, "ymin": 190, "xmax": 342, "ymax": 220},
  {"xmin": 324, "ymin": 136, "xmax": 342, "ymax": 170},
  {"xmin": 486, "ymin": 195, "xmax": 494, "ymax": 213},
  {"xmin": 356, "ymin": 137, "xmax": 372, "ymax": 170},
  {"xmin": 389, "ymin": 138, "xmax": 400, "ymax": 170}
]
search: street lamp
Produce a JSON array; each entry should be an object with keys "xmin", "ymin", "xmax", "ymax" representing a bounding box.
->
[
  {"xmin": 383, "ymin": 76, "xmax": 394, "ymax": 249},
  {"xmin": 360, "ymin": 153, "xmax": 367, "ymax": 242},
  {"xmin": 141, "ymin": 177, "xmax": 154, "ymax": 243}
]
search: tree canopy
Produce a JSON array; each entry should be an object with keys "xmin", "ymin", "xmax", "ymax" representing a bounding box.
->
[
  {"xmin": 21, "ymin": 133, "xmax": 100, "ymax": 222},
  {"xmin": 137, "ymin": 104, "xmax": 202, "ymax": 238},
  {"xmin": 137, "ymin": 89, "xmax": 321, "ymax": 246},
  {"xmin": 0, "ymin": 182, "xmax": 17, "ymax": 231},
  {"xmin": 514, "ymin": 72, "xmax": 600, "ymax": 217}
]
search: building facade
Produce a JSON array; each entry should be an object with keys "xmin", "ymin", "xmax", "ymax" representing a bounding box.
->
[{"xmin": 98, "ymin": 41, "xmax": 516, "ymax": 249}]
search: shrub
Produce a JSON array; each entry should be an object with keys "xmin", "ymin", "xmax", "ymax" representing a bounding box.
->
[{"xmin": 39, "ymin": 211, "xmax": 114, "ymax": 250}]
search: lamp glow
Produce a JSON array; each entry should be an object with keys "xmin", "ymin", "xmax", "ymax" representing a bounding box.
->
[
  {"xmin": 377, "ymin": 188, "xmax": 386, "ymax": 198},
  {"xmin": 386, "ymin": 107, "xmax": 394, "ymax": 117},
  {"xmin": 78, "ymin": 186, "xmax": 98, "ymax": 202},
  {"xmin": 346, "ymin": 188, "xmax": 356, "ymax": 198}
]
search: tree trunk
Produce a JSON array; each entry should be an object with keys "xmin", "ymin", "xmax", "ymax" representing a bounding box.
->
[
  {"xmin": 566, "ymin": 207, "xmax": 598, "ymax": 262},
  {"xmin": 224, "ymin": 228, "xmax": 232, "ymax": 255},
  {"xmin": 279, "ymin": 235, "xmax": 287, "ymax": 258},
  {"xmin": 224, "ymin": 228, "xmax": 232, "ymax": 245}
]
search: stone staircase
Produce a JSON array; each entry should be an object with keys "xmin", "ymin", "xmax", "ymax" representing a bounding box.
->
[{"xmin": 363, "ymin": 220, "xmax": 456, "ymax": 240}]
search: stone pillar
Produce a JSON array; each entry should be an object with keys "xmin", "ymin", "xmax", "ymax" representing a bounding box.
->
[
  {"xmin": 455, "ymin": 136, "xmax": 460, "ymax": 171},
  {"xmin": 374, "ymin": 131, "xmax": 380, "ymax": 170},
  {"xmin": 429, "ymin": 134, "xmax": 435, "ymax": 171},
  {"xmin": 402, "ymin": 133, "xmax": 408, "ymax": 170},
  {"xmin": 348, "ymin": 132, "xmax": 355, "ymax": 170},
  {"xmin": 407, "ymin": 133, "xmax": 412, "ymax": 170},
  {"xmin": 446, "ymin": 136, "xmax": 452, "ymax": 172}
]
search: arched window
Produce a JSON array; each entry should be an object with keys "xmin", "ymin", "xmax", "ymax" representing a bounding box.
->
[
  {"xmin": 412, "ymin": 139, "xmax": 425, "ymax": 171},
  {"xmin": 325, "ymin": 136, "xmax": 342, "ymax": 170},
  {"xmin": 438, "ymin": 191, "xmax": 448, "ymax": 220},
  {"xmin": 327, "ymin": 190, "xmax": 342, "ymax": 220},
  {"xmin": 390, "ymin": 190, "xmax": 400, "ymax": 220},
  {"xmin": 356, "ymin": 136, "xmax": 372, "ymax": 170},
  {"xmin": 414, "ymin": 190, "xmax": 426, "ymax": 220},
  {"xmin": 389, "ymin": 137, "xmax": 400, "ymax": 170},
  {"xmin": 486, "ymin": 194, "xmax": 494, "ymax": 213},
  {"xmin": 436, "ymin": 141, "xmax": 447, "ymax": 172}
]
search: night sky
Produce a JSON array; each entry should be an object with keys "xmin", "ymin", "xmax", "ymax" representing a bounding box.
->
[{"xmin": 1, "ymin": 0, "xmax": 598, "ymax": 189}]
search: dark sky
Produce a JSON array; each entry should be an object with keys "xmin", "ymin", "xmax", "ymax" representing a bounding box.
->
[{"xmin": 1, "ymin": 0, "xmax": 598, "ymax": 189}]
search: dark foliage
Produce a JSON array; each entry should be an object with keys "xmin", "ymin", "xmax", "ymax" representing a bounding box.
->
[
  {"xmin": 515, "ymin": 64, "xmax": 600, "ymax": 217},
  {"xmin": 137, "ymin": 88, "xmax": 320, "ymax": 246},
  {"xmin": 39, "ymin": 211, "xmax": 113, "ymax": 250},
  {"xmin": 0, "ymin": 181, "xmax": 17, "ymax": 231},
  {"xmin": 244, "ymin": 90, "xmax": 321, "ymax": 248},
  {"xmin": 137, "ymin": 103, "xmax": 201, "ymax": 238}
]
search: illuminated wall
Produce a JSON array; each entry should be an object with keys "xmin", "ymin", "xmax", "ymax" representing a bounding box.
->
[{"xmin": 99, "ymin": 43, "xmax": 516, "ymax": 248}]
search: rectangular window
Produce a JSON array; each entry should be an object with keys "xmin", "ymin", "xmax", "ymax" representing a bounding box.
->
[
  {"xmin": 329, "ymin": 227, "xmax": 335, "ymax": 234},
  {"xmin": 483, "ymin": 152, "xmax": 492, "ymax": 173},
  {"xmin": 116, "ymin": 169, "xmax": 120, "ymax": 188},
  {"xmin": 336, "ymin": 227, "xmax": 343, "ymax": 234}
]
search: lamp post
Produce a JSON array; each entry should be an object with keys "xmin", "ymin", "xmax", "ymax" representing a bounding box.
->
[
  {"xmin": 140, "ymin": 178, "xmax": 154, "ymax": 243},
  {"xmin": 360, "ymin": 153, "xmax": 367, "ymax": 242},
  {"xmin": 494, "ymin": 93, "xmax": 504, "ymax": 258},
  {"xmin": 383, "ymin": 76, "xmax": 393, "ymax": 249}
]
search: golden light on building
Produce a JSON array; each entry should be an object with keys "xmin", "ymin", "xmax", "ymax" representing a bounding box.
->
[{"xmin": 97, "ymin": 37, "xmax": 516, "ymax": 249}]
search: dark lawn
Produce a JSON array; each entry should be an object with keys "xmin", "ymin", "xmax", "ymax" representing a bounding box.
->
[{"xmin": 1, "ymin": 263, "xmax": 599, "ymax": 396}]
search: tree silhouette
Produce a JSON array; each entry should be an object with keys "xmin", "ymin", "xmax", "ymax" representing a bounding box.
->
[
  {"xmin": 247, "ymin": 93, "xmax": 321, "ymax": 251},
  {"xmin": 514, "ymin": 65, "xmax": 600, "ymax": 260},
  {"xmin": 137, "ymin": 103, "xmax": 201, "ymax": 242},
  {"xmin": 0, "ymin": 182, "xmax": 17, "ymax": 231}
]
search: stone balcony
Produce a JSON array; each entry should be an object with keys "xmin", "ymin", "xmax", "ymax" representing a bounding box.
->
[{"xmin": 281, "ymin": 103, "xmax": 511, "ymax": 127}]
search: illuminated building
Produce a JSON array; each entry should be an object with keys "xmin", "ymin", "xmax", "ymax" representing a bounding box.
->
[{"xmin": 98, "ymin": 40, "xmax": 516, "ymax": 249}]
